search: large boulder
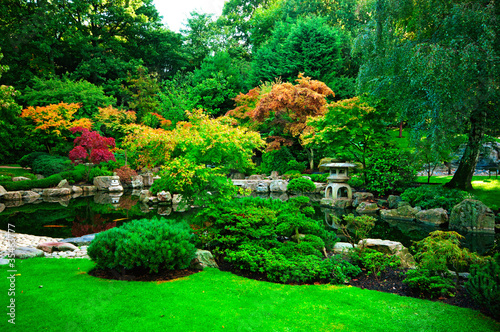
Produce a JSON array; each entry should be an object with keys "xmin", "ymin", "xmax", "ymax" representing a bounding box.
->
[
  {"xmin": 157, "ymin": 190, "xmax": 172, "ymax": 204},
  {"xmin": 36, "ymin": 242, "xmax": 78, "ymax": 253},
  {"xmin": 356, "ymin": 201, "xmax": 379, "ymax": 214},
  {"xmin": 60, "ymin": 233, "xmax": 97, "ymax": 246},
  {"xmin": 380, "ymin": 204, "xmax": 419, "ymax": 222},
  {"xmin": 255, "ymin": 181, "xmax": 269, "ymax": 193},
  {"xmin": 332, "ymin": 199, "xmax": 353, "ymax": 209},
  {"xmin": 130, "ymin": 175, "xmax": 143, "ymax": 188},
  {"xmin": 352, "ymin": 192, "xmax": 374, "ymax": 208},
  {"xmin": 142, "ymin": 173, "xmax": 154, "ymax": 187},
  {"xmin": 0, "ymin": 203, "xmax": 4, "ymax": 213},
  {"xmin": 387, "ymin": 195, "xmax": 403, "ymax": 209},
  {"xmin": 138, "ymin": 190, "xmax": 152, "ymax": 203},
  {"xmin": 270, "ymin": 180, "xmax": 288, "ymax": 193},
  {"xmin": 0, "ymin": 185, "xmax": 6, "ymax": 197},
  {"xmin": 14, "ymin": 247, "xmax": 44, "ymax": 259},
  {"xmin": 2, "ymin": 191, "xmax": 22, "ymax": 201},
  {"xmin": 357, "ymin": 239, "xmax": 416, "ymax": 269},
  {"xmin": 190, "ymin": 249, "xmax": 219, "ymax": 270},
  {"xmin": 57, "ymin": 179, "xmax": 71, "ymax": 189},
  {"xmin": 332, "ymin": 242, "xmax": 354, "ymax": 254},
  {"xmin": 21, "ymin": 191, "xmax": 40, "ymax": 203},
  {"xmin": 12, "ymin": 176, "xmax": 31, "ymax": 182},
  {"xmin": 416, "ymin": 208, "xmax": 448, "ymax": 226},
  {"xmin": 314, "ymin": 182, "xmax": 327, "ymax": 194},
  {"xmin": 42, "ymin": 188, "xmax": 71, "ymax": 197},
  {"xmin": 248, "ymin": 174, "xmax": 263, "ymax": 181},
  {"xmin": 93, "ymin": 176, "xmax": 123, "ymax": 192},
  {"xmin": 449, "ymin": 199, "xmax": 495, "ymax": 233},
  {"xmin": 229, "ymin": 172, "xmax": 246, "ymax": 180}
]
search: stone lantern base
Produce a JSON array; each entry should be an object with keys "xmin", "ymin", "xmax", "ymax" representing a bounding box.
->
[{"xmin": 325, "ymin": 183, "xmax": 353, "ymax": 200}]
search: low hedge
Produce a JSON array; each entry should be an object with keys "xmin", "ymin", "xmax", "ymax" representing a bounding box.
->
[{"xmin": 0, "ymin": 169, "xmax": 85, "ymax": 191}]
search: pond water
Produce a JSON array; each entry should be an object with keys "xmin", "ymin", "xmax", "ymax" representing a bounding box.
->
[{"xmin": 1, "ymin": 191, "xmax": 497, "ymax": 255}]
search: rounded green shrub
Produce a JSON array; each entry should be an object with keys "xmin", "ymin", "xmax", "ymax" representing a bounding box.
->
[
  {"xmin": 88, "ymin": 217, "xmax": 196, "ymax": 273},
  {"xmin": 287, "ymin": 177, "xmax": 316, "ymax": 193},
  {"xmin": 401, "ymin": 185, "xmax": 475, "ymax": 211},
  {"xmin": 31, "ymin": 154, "xmax": 72, "ymax": 177}
]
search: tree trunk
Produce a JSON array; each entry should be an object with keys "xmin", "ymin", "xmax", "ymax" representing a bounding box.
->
[
  {"xmin": 445, "ymin": 108, "xmax": 486, "ymax": 190},
  {"xmin": 399, "ymin": 121, "xmax": 403, "ymax": 138}
]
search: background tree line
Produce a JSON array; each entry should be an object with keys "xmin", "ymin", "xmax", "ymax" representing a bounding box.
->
[{"xmin": 0, "ymin": 0, "xmax": 498, "ymax": 190}]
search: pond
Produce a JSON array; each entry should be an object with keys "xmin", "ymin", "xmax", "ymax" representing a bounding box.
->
[{"xmin": 0, "ymin": 191, "xmax": 497, "ymax": 255}]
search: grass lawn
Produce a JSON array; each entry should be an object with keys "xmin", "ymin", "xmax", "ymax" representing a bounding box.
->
[
  {"xmin": 0, "ymin": 165, "xmax": 33, "ymax": 179},
  {"xmin": 1, "ymin": 259, "xmax": 498, "ymax": 332},
  {"xmin": 416, "ymin": 176, "xmax": 500, "ymax": 209}
]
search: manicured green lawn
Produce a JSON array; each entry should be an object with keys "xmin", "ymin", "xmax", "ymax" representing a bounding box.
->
[
  {"xmin": 1, "ymin": 259, "xmax": 498, "ymax": 332},
  {"xmin": 0, "ymin": 165, "xmax": 33, "ymax": 179},
  {"xmin": 416, "ymin": 176, "xmax": 500, "ymax": 209}
]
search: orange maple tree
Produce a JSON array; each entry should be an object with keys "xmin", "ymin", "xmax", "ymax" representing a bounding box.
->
[
  {"xmin": 21, "ymin": 102, "xmax": 92, "ymax": 153},
  {"xmin": 228, "ymin": 74, "xmax": 334, "ymax": 169}
]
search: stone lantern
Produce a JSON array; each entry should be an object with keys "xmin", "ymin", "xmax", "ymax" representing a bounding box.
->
[{"xmin": 321, "ymin": 161, "xmax": 357, "ymax": 200}]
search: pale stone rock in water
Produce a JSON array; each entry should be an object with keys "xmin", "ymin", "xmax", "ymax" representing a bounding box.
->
[
  {"xmin": 270, "ymin": 180, "xmax": 288, "ymax": 193},
  {"xmin": 352, "ymin": 192, "xmax": 374, "ymax": 208},
  {"xmin": 255, "ymin": 181, "xmax": 269, "ymax": 193},
  {"xmin": 131, "ymin": 175, "xmax": 143, "ymax": 188},
  {"xmin": 387, "ymin": 195, "xmax": 402, "ymax": 209},
  {"xmin": 332, "ymin": 242, "xmax": 354, "ymax": 254},
  {"xmin": 0, "ymin": 185, "xmax": 7, "ymax": 197},
  {"xmin": 12, "ymin": 176, "xmax": 31, "ymax": 182},
  {"xmin": 355, "ymin": 201, "xmax": 379, "ymax": 214},
  {"xmin": 3, "ymin": 191, "xmax": 22, "ymax": 201},
  {"xmin": 416, "ymin": 208, "xmax": 448, "ymax": 226},
  {"xmin": 43, "ymin": 188, "xmax": 71, "ymax": 197},
  {"xmin": 449, "ymin": 199, "xmax": 495, "ymax": 233}
]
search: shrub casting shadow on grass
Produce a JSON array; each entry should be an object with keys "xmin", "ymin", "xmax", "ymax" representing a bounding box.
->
[{"xmin": 2, "ymin": 258, "xmax": 498, "ymax": 332}]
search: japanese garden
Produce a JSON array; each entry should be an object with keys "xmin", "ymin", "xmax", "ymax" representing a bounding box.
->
[{"xmin": 0, "ymin": 0, "xmax": 499, "ymax": 331}]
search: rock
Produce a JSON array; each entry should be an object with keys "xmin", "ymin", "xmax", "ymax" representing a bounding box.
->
[
  {"xmin": 190, "ymin": 249, "xmax": 219, "ymax": 270},
  {"xmin": 138, "ymin": 190, "xmax": 152, "ymax": 203},
  {"xmin": 255, "ymin": 181, "xmax": 269, "ymax": 193},
  {"xmin": 358, "ymin": 239, "xmax": 416, "ymax": 269},
  {"xmin": 352, "ymin": 192, "xmax": 374, "ymax": 208},
  {"xmin": 230, "ymin": 172, "xmax": 246, "ymax": 180},
  {"xmin": 82, "ymin": 186, "xmax": 97, "ymax": 193},
  {"xmin": 241, "ymin": 181, "xmax": 258, "ymax": 191},
  {"xmin": 0, "ymin": 185, "xmax": 6, "ymax": 197},
  {"xmin": 377, "ymin": 200, "xmax": 388, "ymax": 208},
  {"xmin": 12, "ymin": 176, "xmax": 31, "ymax": 182},
  {"xmin": 173, "ymin": 204, "xmax": 186, "ymax": 213},
  {"xmin": 43, "ymin": 196, "xmax": 71, "ymax": 206},
  {"xmin": 158, "ymin": 190, "xmax": 172, "ymax": 204},
  {"xmin": 380, "ymin": 204, "xmax": 419, "ymax": 222},
  {"xmin": 35, "ymin": 174, "xmax": 44, "ymax": 180},
  {"xmin": 247, "ymin": 174, "xmax": 263, "ymax": 180},
  {"xmin": 172, "ymin": 194, "xmax": 182, "ymax": 205},
  {"xmin": 71, "ymin": 186, "xmax": 83, "ymax": 194},
  {"xmin": 416, "ymin": 208, "xmax": 448, "ymax": 226},
  {"xmin": 42, "ymin": 188, "xmax": 71, "ymax": 197},
  {"xmin": 3, "ymin": 191, "xmax": 22, "ymax": 200},
  {"xmin": 314, "ymin": 182, "xmax": 327, "ymax": 194},
  {"xmin": 0, "ymin": 258, "xmax": 9, "ymax": 265},
  {"xmin": 21, "ymin": 191, "xmax": 40, "ymax": 203},
  {"xmin": 142, "ymin": 173, "xmax": 153, "ymax": 186},
  {"xmin": 332, "ymin": 242, "xmax": 354, "ymax": 254},
  {"xmin": 93, "ymin": 176, "xmax": 123, "ymax": 192},
  {"xmin": 152, "ymin": 176, "xmax": 161, "ymax": 184},
  {"xmin": 270, "ymin": 171, "xmax": 279, "ymax": 180},
  {"xmin": 130, "ymin": 175, "xmax": 143, "ymax": 188},
  {"xmin": 355, "ymin": 201, "xmax": 379, "ymax": 214},
  {"xmin": 449, "ymin": 199, "xmax": 495, "ymax": 233},
  {"xmin": 14, "ymin": 247, "xmax": 44, "ymax": 259},
  {"xmin": 332, "ymin": 199, "xmax": 353, "ymax": 209},
  {"xmin": 388, "ymin": 195, "xmax": 403, "ymax": 209},
  {"xmin": 4, "ymin": 200, "xmax": 23, "ymax": 207},
  {"xmin": 0, "ymin": 203, "xmax": 4, "ymax": 213},
  {"xmin": 60, "ymin": 234, "xmax": 97, "ymax": 246},
  {"xmin": 57, "ymin": 179, "xmax": 71, "ymax": 188},
  {"xmin": 36, "ymin": 242, "xmax": 78, "ymax": 253},
  {"xmin": 270, "ymin": 180, "xmax": 288, "ymax": 193}
]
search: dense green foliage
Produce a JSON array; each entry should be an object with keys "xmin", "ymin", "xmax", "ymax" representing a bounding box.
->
[
  {"xmin": 286, "ymin": 177, "xmax": 316, "ymax": 193},
  {"xmin": 465, "ymin": 254, "xmax": 500, "ymax": 320},
  {"xmin": 403, "ymin": 231, "xmax": 484, "ymax": 298},
  {"xmin": 88, "ymin": 217, "xmax": 196, "ymax": 273},
  {"xmin": 195, "ymin": 196, "xmax": 350, "ymax": 284},
  {"xmin": 401, "ymin": 185, "xmax": 476, "ymax": 211}
]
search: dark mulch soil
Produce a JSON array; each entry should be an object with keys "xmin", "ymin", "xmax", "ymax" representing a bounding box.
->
[{"xmin": 88, "ymin": 267, "xmax": 201, "ymax": 282}]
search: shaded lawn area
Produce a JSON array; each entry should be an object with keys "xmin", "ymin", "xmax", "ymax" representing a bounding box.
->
[
  {"xmin": 0, "ymin": 165, "xmax": 33, "ymax": 179},
  {"xmin": 416, "ymin": 176, "xmax": 500, "ymax": 209},
  {"xmin": 2, "ymin": 259, "xmax": 498, "ymax": 332}
]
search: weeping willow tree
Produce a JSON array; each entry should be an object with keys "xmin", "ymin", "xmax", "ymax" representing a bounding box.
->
[{"xmin": 355, "ymin": 0, "xmax": 500, "ymax": 190}]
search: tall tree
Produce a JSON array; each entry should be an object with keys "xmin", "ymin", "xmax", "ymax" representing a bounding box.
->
[{"xmin": 356, "ymin": 0, "xmax": 500, "ymax": 190}]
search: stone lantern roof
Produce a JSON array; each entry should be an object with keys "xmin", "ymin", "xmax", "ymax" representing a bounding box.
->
[{"xmin": 321, "ymin": 161, "xmax": 357, "ymax": 183}]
